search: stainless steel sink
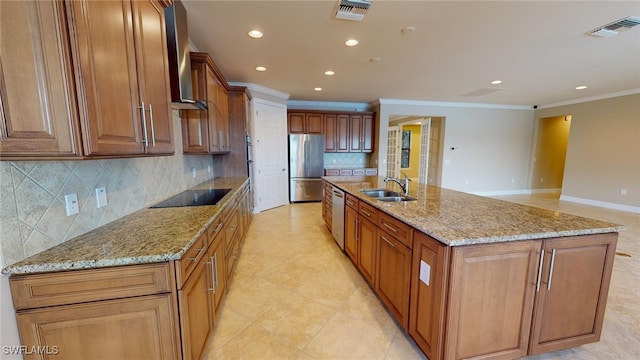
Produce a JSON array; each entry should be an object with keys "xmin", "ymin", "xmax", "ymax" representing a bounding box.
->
[
  {"xmin": 377, "ymin": 196, "xmax": 417, "ymax": 202},
  {"xmin": 359, "ymin": 189, "xmax": 401, "ymax": 197},
  {"xmin": 359, "ymin": 189, "xmax": 416, "ymax": 202}
]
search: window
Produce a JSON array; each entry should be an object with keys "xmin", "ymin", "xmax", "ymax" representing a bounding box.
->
[{"xmin": 401, "ymin": 130, "xmax": 410, "ymax": 168}]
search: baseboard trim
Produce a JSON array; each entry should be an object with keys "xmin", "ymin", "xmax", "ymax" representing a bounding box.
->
[{"xmin": 559, "ymin": 195, "xmax": 640, "ymax": 214}]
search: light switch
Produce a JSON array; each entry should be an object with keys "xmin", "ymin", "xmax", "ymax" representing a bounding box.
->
[
  {"xmin": 96, "ymin": 186, "xmax": 107, "ymax": 208},
  {"xmin": 64, "ymin": 193, "xmax": 79, "ymax": 216},
  {"xmin": 420, "ymin": 260, "xmax": 431, "ymax": 286}
]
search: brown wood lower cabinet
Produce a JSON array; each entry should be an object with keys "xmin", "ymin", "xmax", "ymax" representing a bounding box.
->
[
  {"xmin": 9, "ymin": 182, "xmax": 254, "ymax": 360},
  {"xmin": 357, "ymin": 216, "xmax": 377, "ymax": 285},
  {"xmin": 376, "ymin": 229, "xmax": 412, "ymax": 328}
]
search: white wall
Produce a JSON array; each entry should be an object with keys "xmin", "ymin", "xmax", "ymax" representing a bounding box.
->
[
  {"xmin": 375, "ymin": 100, "xmax": 535, "ymax": 194},
  {"xmin": 534, "ymin": 93, "xmax": 640, "ymax": 211}
]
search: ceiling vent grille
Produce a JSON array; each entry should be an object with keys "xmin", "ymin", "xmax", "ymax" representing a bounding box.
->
[
  {"xmin": 588, "ymin": 16, "xmax": 640, "ymax": 37},
  {"xmin": 334, "ymin": 0, "xmax": 372, "ymax": 22}
]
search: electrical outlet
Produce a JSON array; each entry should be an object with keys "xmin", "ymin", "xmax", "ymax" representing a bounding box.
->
[
  {"xmin": 621, "ymin": 189, "xmax": 628, "ymax": 196},
  {"xmin": 64, "ymin": 193, "xmax": 79, "ymax": 216},
  {"xmin": 207, "ymin": 165, "xmax": 211, "ymax": 173},
  {"xmin": 540, "ymin": 177, "xmax": 544, "ymax": 183},
  {"xmin": 192, "ymin": 167, "xmax": 196, "ymax": 178},
  {"xmin": 96, "ymin": 186, "xmax": 107, "ymax": 208},
  {"xmin": 511, "ymin": 178, "xmax": 515, "ymax": 183}
]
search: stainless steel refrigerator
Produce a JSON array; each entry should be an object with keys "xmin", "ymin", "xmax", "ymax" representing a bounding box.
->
[{"xmin": 289, "ymin": 134, "xmax": 324, "ymax": 202}]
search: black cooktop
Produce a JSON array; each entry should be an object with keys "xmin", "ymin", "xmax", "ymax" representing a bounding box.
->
[{"xmin": 150, "ymin": 188, "xmax": 231, "ymax": 208}]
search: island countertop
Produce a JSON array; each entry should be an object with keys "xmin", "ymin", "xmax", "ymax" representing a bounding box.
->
[
  {"xmin": 323, "ymin": 176, "xmax": 624, "ymax": 246},
  {"xmin": 2, "ymin": 178, "xmax": 249, "ymax": 275}
]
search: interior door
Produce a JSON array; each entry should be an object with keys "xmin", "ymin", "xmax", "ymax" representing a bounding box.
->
[
  {"xmin": 253, "ymin": 99, "xmax": 288, "ymax": 212},
  {"xmin": 418, "ymin": 119, "xmax": 431, "ymax": 184},
  {"xmin": 387, "ymin": 126, "xmax": 400, "ymax": 178}
]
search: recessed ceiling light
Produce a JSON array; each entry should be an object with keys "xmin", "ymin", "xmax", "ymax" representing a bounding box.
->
[
  {"xmin": 491, "ymin": 80, "xmax": 502, "ymax": 85},
  {"xmin": 314, "ymin": 87, "xmax": 322, "ymax": 91},
  {"xmin": 255, "ymin": 66, "xmax": 267, "ymax": 72},
  {"xmin": 575, "ymin": 85, "xmax": 587, "ymax": 90},
  {"xmin": 324, "ymin": 70, "xmax": 335, "ymax": 76},
  {"xmin": 248, "ymin": 30, "xmax": 263, "ymax": 38},
  {"xmin": 401, "ymin": 26, "xmax": 416, "ymax": 34},
  {"xmin": 345, "ymin": 39, "xmax": 359, "ymax": 46}
]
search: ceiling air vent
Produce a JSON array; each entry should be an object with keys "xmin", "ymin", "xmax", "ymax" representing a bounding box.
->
[
  {"xmin": 588, "ymin": 16, "xmax": 640, "ymax": 37},
  {"xmin": 334, "ymin": 0, "xmax": 372, "ymax": 22}
]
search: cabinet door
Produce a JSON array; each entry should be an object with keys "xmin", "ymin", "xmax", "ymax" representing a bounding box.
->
[
  {"xmin": 179, "ymin": 256, "xmax": 214, "ymax": 360},
  {"xmin": 288, "ymin": 113, "xmax": 305, "ymax": 133},
  {"xmin": 444, "ymin": 240, "xmax": 540, "ymax": 360},
  {"xmin": 376, "ymin": 230, "xmax": 411, "ymax": 328},
  {"xmin": 16, "ymin": 294, "xmax": 178, "ymax": 360},
  {"xmin": 362, "ymin": 114, "xmax": 374, "ymax": 152},
  {"xmin": 0, "ymin": 1, "xmax": 80, "ymax": 157},
  {"xmin": 209, "ymin": 231, "xmax": 227, "ymax": 314},
  {"xmin": 336, "ymin": 114, "xmax": 349, "ymax": 152},
  {"xmin": 182, "ymin": 64, "xmax": 209, "ymax": 153},
  {"xmin": 357, "ymin": 216, "xmax": 377, "ymax": 285},
  {"xmin": 344, "ymin": 205, "xmax": 359, "ymax": 264},
  {"xmin": 206, "ymin": 67, "xmax": 223, "ymax": 152},
  {"xmin": 529, "ymin": 233, "xmax": 617, "ymax": 355},
  {"xmin": 216, "ymin": 82, "xmax": 230, "ymax": 151},
  {"xmin": 306, "ymin": 113, "xmax": 323, "ymax": 133},
  {"xmin": 349, "ymin": 115, "xmax": 363, "ymax": 152},
  {"xmin": 131, "ymin": 0, "xmax": 173, "ymax": 154},
  {"xmin": 409, "ymin": 232, "xmax": 450, "ymax": 360},
  {"xmin": 323, "ymin": 114, "xmax": 337, "ymax": 152},
  {"xmin": 69, "ymin": 0, "xmax": 144, "ymax": 155}
]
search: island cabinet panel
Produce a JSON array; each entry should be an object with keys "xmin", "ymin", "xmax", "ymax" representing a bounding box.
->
[
  {"xmin": 209, "ymin": 228, "xmax": 227, "ymax": 315},
  {"xmin": 357, "ymin": 216, "xmax": 377, "ymax": 285},
  {"xmin": 409, "ymin": 232, "xmax": 450, "ymax": 360},
  {"xmin": 444, "ymin": 240, "xmax": 541, "ymax": 360},
  {"xmin": 322, "ymin": 180, "xmax": 333, "ymax": 231},
  {"xmin": 345, "ymin": 202, "xmax": 359, "ymax": 264},
  {"xmin": 0, "ymin": 1, "xmax": 81, "ymax": 158},
  {"xmin": 376, "ymin": 229, "xmax": 412, "ymax": 328},
  {"xmin": 69, "ymin": 0, "xmax": 173, "ymax": 156},
  {"xmin": 528, "ymin": 233, "xmax": 617, "ymax": 355},
  {"xmin": 16, "ymin": 294, "xmax": 178, "ymax": 360}
]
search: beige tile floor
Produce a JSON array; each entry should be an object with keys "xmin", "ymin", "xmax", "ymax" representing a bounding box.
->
[{"xmin": 201, "ymin": 194, "xmax": 639, "ymax": 360}]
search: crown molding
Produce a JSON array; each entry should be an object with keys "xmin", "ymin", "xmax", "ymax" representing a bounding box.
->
[
  {"xmin": 287, "ymin": 100, "xmax": 370, "ymax": 111},
  {"xmin": 228, "ymin": 82, "xmax": 290, "ymax": 100},
  {"xmin": 536, "ymin": 88, "xmax": 640, "ymax": 109},
  {"xmin": 373, "ymin": 98, "xmax": 532, "ymax": 110}
]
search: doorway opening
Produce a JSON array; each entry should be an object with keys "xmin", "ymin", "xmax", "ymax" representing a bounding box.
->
[
  {"xmin": 387, "ymin": 115, "xmax": 445, "ymax": 186},
  {"xmin": 531, "ymin": 114, "xmax": 572, "ymax": 197}
]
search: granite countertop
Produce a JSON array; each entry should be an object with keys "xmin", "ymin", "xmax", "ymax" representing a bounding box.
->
[
  {"xmin": 324, "ymin": 176, "xmax": 625, "ymax": 246},
  {"xmin": 2, "ymin": 178, "xmax": 249, "ymax": 275}
]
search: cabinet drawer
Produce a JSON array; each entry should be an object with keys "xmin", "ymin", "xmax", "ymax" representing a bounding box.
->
[
  {"xmin": 10, "ymin": 263, "xmax": 173, "ymax": 310},
  {"xmin": 346, "ymin": 194, "xmax": 359, "ymax": 209},
  {"xmin": 352, "ymin": 169, "xmax": 365, "ymax": 176},
  {"xmin": 365, "ymin": 168, "xmax": 378, "ymax": 175},
  {"xmin": 207, "ymin": 217, "xmax": 223, "ymax": 246},
  {"xmin": 359, "ymin": 202, "xmax": 378, "ymax": 223},
  {"xmin": 176, "ymin": 232, "xmax": 208, "ymax": 287},
  {"xmin": 379, "ymin": 213, "xmax": 413, "ymax": 248},
  {"xmin": 325, "ymin": 169, "xmax": 340, "ymax": 176},
  {"xmin": 339, "ymin": 169, "xmax": 353, "ymax": 176}
]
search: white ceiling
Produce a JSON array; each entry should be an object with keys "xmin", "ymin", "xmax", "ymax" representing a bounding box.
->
[{"xmin": 182, "ymin": 0, "xmax": 640, "ymax": 107}]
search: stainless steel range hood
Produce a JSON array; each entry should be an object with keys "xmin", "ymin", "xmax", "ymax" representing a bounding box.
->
[{"xmin": 164, "ymin": 1, "xmax": 207, "ymax": 110}]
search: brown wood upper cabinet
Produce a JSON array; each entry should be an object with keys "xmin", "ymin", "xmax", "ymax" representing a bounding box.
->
[
  {"xmin": 70, "ymin": 0, "xmax": 174, "ymax": 156},
  {"xmin": 287, "ymin": 110, "xmax": 375, "ymax": 153},
  {"xmin": 181, "ymin": 52, "xmax": 231, "ymax": 154},
  {"xmin": 287, "ymin": 112, "xmax": 323, "ymax": 134},
  {"xmin": 0, "ymin": 0, "xmax": 174, "ymax": 159}
]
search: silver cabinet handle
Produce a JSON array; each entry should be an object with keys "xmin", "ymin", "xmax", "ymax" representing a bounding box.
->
[
  {"xmin": 535, "ymin": 249, "xmax": 545, "ymax": 292},
  {"xmin": 355, "ymin": 218, "xmax": 360, "ymax": 241},
  {"xmin": 148, "ymin": 104, "xmax": 155, "ymax": 147},
  {"xmin": 381, "ymin": 235, "xmax": 396, "ymax": 248},
  {"xmin": 208, "ymin": 254, "xmax": 218, "ymax": 293},
  {"xmin": 139, "ymin": 101, "xmax": 148, "ymax": 146},
  {"xmin": 361, "ymin": 209, "xmax": 371, "ymax": 217},
  {"xmin": 333, "ymin": 191, "xmax": 344, "ymax": 198},
  {"xmin": 383, "ymin": 223, "xmax": 398, "ymax": 233},
  {"xmin": 547, "ymin": 249, "xmax": 557, "ymax": 291}
]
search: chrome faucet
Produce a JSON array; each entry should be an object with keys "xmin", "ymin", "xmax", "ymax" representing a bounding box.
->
[{"xmin": 384, "ymin": 172, "xmax": 411, "ymax": 195}]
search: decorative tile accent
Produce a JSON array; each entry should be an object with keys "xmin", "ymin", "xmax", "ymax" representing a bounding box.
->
[
  {"xmin": 323, "ymin": 153, "xmax": 369, "ymax": 169},
  {"xmin": 0, "ymin": 113, "xmax": 216, "ymax": 267}
]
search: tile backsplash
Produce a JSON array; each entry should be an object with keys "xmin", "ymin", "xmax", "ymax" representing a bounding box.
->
[
  {"xmin": 323, "ymin": 153, "xmax": 370, "ymax": 169},
  {"xmin": 0, "ymin": 112, "xmax": 215, "ymax": 267}
]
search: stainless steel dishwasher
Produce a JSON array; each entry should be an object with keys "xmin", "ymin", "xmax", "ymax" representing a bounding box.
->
[{"xmin": 331, "ymin": 187, "xmax": 345, "ymax": 250}]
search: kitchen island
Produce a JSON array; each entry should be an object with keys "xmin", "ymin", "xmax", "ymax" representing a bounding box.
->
[
  {"xmin": 322, "ymin": 176, "xmax": 624, "ymax": 360},
  {"xmin": 2, "ymin": 177, "xmax": 253, "ymax": 360}
]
